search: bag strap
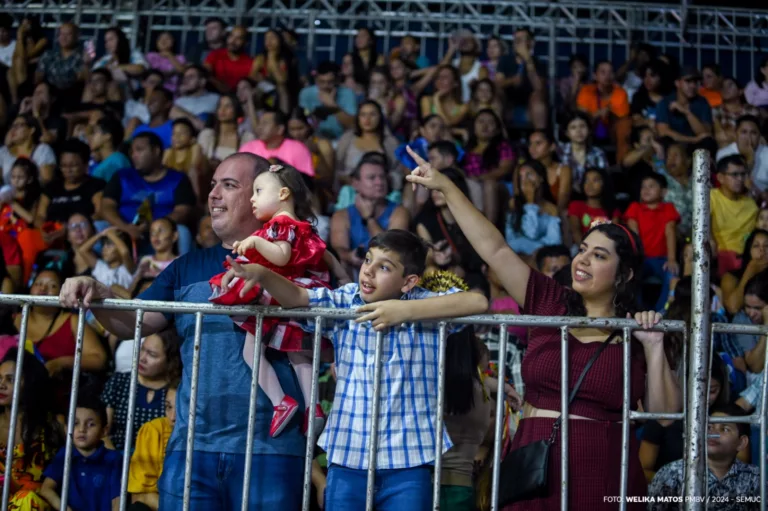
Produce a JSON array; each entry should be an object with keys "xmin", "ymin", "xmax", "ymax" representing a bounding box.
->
[{"xmin": 548, "ymin": 329, "xmax": 621, "ymax": 443}]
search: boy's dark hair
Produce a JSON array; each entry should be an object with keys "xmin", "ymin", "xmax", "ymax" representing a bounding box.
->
[
  {"xmin": 428, "ymin": 140, "xmax": 459, "ymax": 162},
  {"xmin": 641, "ymin": 171, "xmax": 668, "ymax": 189},
  {"xmin": 142, "ymin": 68, "xmax": 165, "ymax": 83},
  {"xmin": 368, "ymin": 230, "xmax": 428, "ymax": 277},
  {"xmin": 76, "ymin": 394, "xmax": 108, "ymax": 428},
  {"xmin": 96, "ymin": 116, "xmax": 124, "ymax": 148},
  {"xmin": 59, "ymin": 138, "xmax": 91, "ymax": 164},
  {"xmin": 264, "ymin": 108, "xmax": 288, "ymax": 128},
  {"xmin": 133, "ymin": 131, "xmax": 164, "ymax": 153},
  {"xmin": 703, "ymin": 62, "xmax": 722, "ymax": 77},
  {"xmin": 736, "ymin": 114, "xmax": 761, "ymax": 131},
  {"xmin": 316, "ymin": 61, "xmax": 340, "ymax": 77},
  {"xmin": 710, "ymin": 404, "xmax": 750, "ymax": 438},
  {"xmin": 629, "ymin": 125, "xmax": 653, "ymax": 146},
  {"xmin": 172, "ymin": 117, "xmax": 197, "ymax": 137},
  {"xmin": 535, "ymin": 244, "xmax": 571, "ymax": 270},
  {"xmin": 91, "ymin": 68, "xmax": 113, "ymax": 82},
  {"xmin": 594, "ymin": 59, "xmax": 612, "ymax": 73},
  {"xmin": 716, "ymin": 154, "xmax": 746, "ymax": 174},
  {"xmin": 351, "ymin": 151, "xmax": 388, "ymax": 180}
]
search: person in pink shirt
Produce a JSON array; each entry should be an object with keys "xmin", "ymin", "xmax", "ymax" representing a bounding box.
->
[{"xmin": 239, "ymin": 109, "xmax": 314, "ymax": 178}]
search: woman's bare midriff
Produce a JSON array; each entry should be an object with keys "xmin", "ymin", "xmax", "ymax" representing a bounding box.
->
[{"xmin": 523, "ymin": 402, "xmax": 597, "ymax": 421}]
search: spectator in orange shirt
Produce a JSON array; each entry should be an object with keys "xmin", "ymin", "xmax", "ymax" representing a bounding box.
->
[
  {"xmin": 700, "ymin": 63, "xmax": 723, "ymax": 108},
  {"xmin": 576, "ymin": 60, "xmax": 632, "ymax": 160}
]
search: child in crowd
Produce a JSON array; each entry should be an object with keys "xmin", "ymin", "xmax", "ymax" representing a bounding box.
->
[
  {"xmin": 39, "ymin": 397, "xmax": 123, "ymax": 511},
  {"xmin": 136, "ymin": 217, "xmax": 178, "ymax": 279},
  {"xmin": 217, "ymin": 229, "xmax": 488, "ymax": 509},
  {"xmin": 567, "ymin": 166, "xmax": 620, "ymax": 247},
  {"xmin": 711, "ymin": 155, "xmax": 758, "ymax": 277},
  {"xmin": 196, "ymin": 214, "xmax": 220, "ymax": 249},
  {"xmin": 128, "ymin": 380, "xmax": 178, "ymax": 510},
  {"xmin": 162, "ymin": 119, "xmax": 204, "ymax": 197},
  {"xmin": 535, "ymin": 244, "xmax": 572, "ymax": 278},
  {"xmin": 209, "ymin": 164, "xmax": 330, "ymax": 437},
  {"xmin": 624, "ymin": 172, "xmax": 681, "ymax": 311},
  {"xmin": 757, "ymin": 205, "xmax": 768, "ymax": 231},
  {"xmin": 0, "ymin": 157, "xmax": 41, "ymax": 230},
  {"xmin": 78, "ymin": 226, "xmax": 135, "ymax": 290}
]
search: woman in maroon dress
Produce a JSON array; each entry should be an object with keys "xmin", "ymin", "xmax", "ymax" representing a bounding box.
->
[{"xmin": 405, "ymin": 147, "xmax": 682, "ymax": 510}]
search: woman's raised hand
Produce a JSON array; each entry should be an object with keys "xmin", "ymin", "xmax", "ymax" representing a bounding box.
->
[{"xmin": 404, "ymin": 146, "xmax": 449, "ymax": 192}]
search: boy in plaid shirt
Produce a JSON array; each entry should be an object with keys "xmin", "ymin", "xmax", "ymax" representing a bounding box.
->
[{"xmin": 219, "ymin": 229, "xmax": 488, "ymax": 510}]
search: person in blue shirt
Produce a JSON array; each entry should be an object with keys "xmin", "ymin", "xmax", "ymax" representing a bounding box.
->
[
  {"xmin": 218, "ymin": 229, "xmax": 489, "ymax": 511},
  {"xmin": 131, "ymin": 88, "xmax": 174, "ymax": 149},
  {"xmin": 59, "ymin": 153, "xmax": 350, "ymax": 510},
  {"xmin": 39, "ymin": 397, "xmax": 123, "ymax": 511},
  {"xmin": 656, "ymin": 66, "xmax": 715, "ymax": 155},
  {"xmin": 298, "ymin": 61, "xmax": 358, "ymax": 141},
  {"xmin": 90, "ymin": 116, "xmax": 131, "ymax": 183}
]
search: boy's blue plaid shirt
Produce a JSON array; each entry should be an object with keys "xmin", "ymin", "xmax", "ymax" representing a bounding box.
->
[{"xmin": 304, "ymin": 283, "xmax": 460, "ymax": 470}]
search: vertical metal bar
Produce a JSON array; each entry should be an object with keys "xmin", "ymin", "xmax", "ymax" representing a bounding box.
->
[
  {"xmin": 1, "ymin": 304, "xmax": 30, "ymax": 510},
  {"xmin": 365, "ymin": 331, "xmax": 386, "ymax": 511},
  {"xmin": 560, "ymin": 326, "xmax": 569, "ymax": 511},
  {"xmin": 60, "ymin": 309, "xmax": 87, "ymax": 511},
  {"xmin": 490, "ymin": 326, "xmax": 509, "ymax": 511},
  {"xmin": 307, "ymin": 11, "xmax": 316, "ymax": 69},
  {"xmin": 241, "ymin": 314, "xmax": 265, "ymax": 511},
  {"xmin": 431, "ymin": 323, "xmax": 448, "ymax": 510},
  {"xmin": 758, "ymin": 328, "xmax": 768, "ymax": 511},
  {"xmin": 682, "ymin": 149, "xmax": 712, "ymax": 508},
  {"xmin": 619, "ymin": 327, "xmax": 632, "ymax": 511},
  {"xmin": 548, "ymin": 21, "xmax": 557, "ymax": 130},
  {"xmin": 301, "ymin": 317, "xmax": 324, "ymax": 511},
  {"xmin": 118, "ymin": 309, "xmax": 145, "ymax": 511},
  {"xmin": 682, "ymin": 327, "xmax": 689, "ymax": 468},
  {"xmin": 182, "ymin": 312, "xmax": 204, "ymax": 511}
]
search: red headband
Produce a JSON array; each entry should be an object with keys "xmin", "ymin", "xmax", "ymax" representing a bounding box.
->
[{"xmin": 589, "ymin": 219, "xmax": 638, "ymax": 254}]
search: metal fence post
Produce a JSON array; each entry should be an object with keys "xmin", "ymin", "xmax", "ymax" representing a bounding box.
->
[
  {"xmin": 182, "ymin": 312, "xmax": 204, "ymax": 511},
  {"xmin": 365, "ymin": 331, "xmax": 386, "ymax": 511},
  {"xmin": 490, "ymin": 326, "xmax": 509, "ymax": 511},
  {"xmin": 301, "ymin": 317, "xmax": 324, "ymax": 511},
  {"xmin": 241, "ymin": 314, "xmax": 265, "ymax": 511},
  {"xmin": 431, "ymin": 323, "xmax": 448, "ymax": 510},
  {"xmin": 682, "ymin": 149, "xmax": 712, "ymax": 506},
  {"xmin": 559, "ymin": 326, "xmax": 569, "ymax": 511}
]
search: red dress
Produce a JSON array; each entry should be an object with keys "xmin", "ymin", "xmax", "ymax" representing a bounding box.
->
[
  {"xmin": 504, "ymin": 271, "xmax": 647, "ymax": 510},
  {"xmin": 209, "ymin": 216, "xmax": 330, "ymax": 351}
]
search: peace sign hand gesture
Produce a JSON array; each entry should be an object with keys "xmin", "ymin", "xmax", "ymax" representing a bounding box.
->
[{"xmin": 404, "ymin": 145, "xmax": 450, "ymax": 192}]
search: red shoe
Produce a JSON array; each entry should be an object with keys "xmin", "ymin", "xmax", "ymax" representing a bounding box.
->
[
  {"xmin": 302, "ymin": 404, "xmax": 326, "ymax": 436},
  {"xmin": 270, "ymin": 396, "xmax": 299, "ymax": 437}
]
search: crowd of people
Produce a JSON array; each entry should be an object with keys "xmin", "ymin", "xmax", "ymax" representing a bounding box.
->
[{"xmin": 0, "ymin": 12, "xmax": 765, "ymax": 511}]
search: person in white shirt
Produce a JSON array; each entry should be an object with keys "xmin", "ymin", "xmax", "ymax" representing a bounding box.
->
[
  {"xmin": 77, "ymin": 226, "xmax": 135, "ymax": 290},
  {"xmin": 716, "ymin": 114, "xmax": 768, "ymax": 202},
  {"xmin": 172, "ymin": 65, "xmax": 220, "ymax": 129}
]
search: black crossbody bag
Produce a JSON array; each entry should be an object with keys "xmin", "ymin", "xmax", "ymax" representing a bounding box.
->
[{"xmin": 498, "ymin": 331, "xmax": 617, "ymax": 505}]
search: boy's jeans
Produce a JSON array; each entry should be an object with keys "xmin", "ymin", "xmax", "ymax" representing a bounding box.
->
[
  {"xmin": 325, "ymin": 464, "xmax": 432, "ymax": 511},
  {"xmin": 643, "ymin": 257, "xmax": 674, "ymax": 312},
  {"xmin": 158, "ymin": 451, "xmax": 303, "ymax": 511}
]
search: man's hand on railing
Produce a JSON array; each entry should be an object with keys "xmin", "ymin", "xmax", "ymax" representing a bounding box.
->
[{"xmin": 59, "ymin": 277, "xmax": 113, "ymax": 308}]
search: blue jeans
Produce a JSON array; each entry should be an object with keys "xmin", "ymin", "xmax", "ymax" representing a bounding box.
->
[
  {"xmin": 642, "ymin": 256, "xmax": 674, "ymax": 312},
  {"xmin": 94, "ymin": 220, "xmax": 192, "ymax": 256},
  {"xmin": 158, "ymin": 451, "xmax": 303, "ymax": 511},
  {"xmin": 325, "ymin": 464, "xmax": 432, "ymax": 511}
]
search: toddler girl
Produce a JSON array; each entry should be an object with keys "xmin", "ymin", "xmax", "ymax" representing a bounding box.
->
[
  {"xmin": 78, "ymin": 226, "xmax": 135, "ymax": 290},
  {"xmin": 209, "ymin": 164, "xmax": 329, "ymax": 437}
]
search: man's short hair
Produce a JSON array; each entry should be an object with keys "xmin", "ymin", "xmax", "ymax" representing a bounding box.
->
[
  {"xmin": 264, "ymin": 108, "xmax": 287, "ymax": 128},
  {"xmin": 154, "ymin": 87, "xmax": 174, "ymax": 103},
  {"xmin": 641, "ymin": 171, "xmax": 668, "ymax": 189},
  {"xmin": 172, "ymin": 118, "xmax": 197, "ymax": 136},
  {"xmin": 133, "ymin": 132, "xmax": 164, "ymax": 153},
  {"xmin": 186, "ymin": 64, "xmax": 208, "ymax": 79},
  {"xmin": 535, "ymin": 245, "xmax": 571, "ymax": 271},
  {"xmin": 736, "ymin": 114, "xmax": 761, "ymax": 131},
  {"xmin": 316, "ymin": 61, "xmax": 340, "ymax": 77},
  {"xmin": 594, "ymin": 59, "xmax": 612, "ymax": 72},
  {"xmin": 91, "ymin": 68, "xmax": 112, "ymax": 82},
  {"xmin": 428, "ymin": 141, "xmax": 459, "ymax": 162},
  {"xmin": 220, "ymin": 152, "xmax": 271, "ymax": 181},
  {"xmin": 96, "ymin": 116, "xmax": 124, "ymax": 147},
  {"xmin": 710, "ymin": 404, "xmax": 750, "ymax": 438},
  {"xmin": 59, "ymin": 138, "xmax": 91, "ymax": 164},
  {"xmin": 716, "ymin": 154, "xmax": 746, "ymax": 174},
  {"xmin": 143, "ymin": 68, "xmax": 165, "ymax": 82},
  {"xmin": 351, "ymin": 152, "xmax": 388, "ymax": 180},
  {"xmin": 368, "ymin": 230, "xmax": 428, "ymax": 277},
  {"xmin": 204, "ymin": 17, "xmax": 226, "ymax": 28}
]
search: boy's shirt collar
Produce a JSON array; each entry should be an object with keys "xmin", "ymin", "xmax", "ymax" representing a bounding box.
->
[
  {"xmin": 350, "ymin": 284, "xmax": 426, "ymax": 307},
  {"xmin": 73, "ymin": 441, "xmax": 108, "ymax": 462}
]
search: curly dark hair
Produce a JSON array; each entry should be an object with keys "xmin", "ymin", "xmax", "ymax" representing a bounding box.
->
[{"xmin": 566, "ymin": 222, "xmax": 644, "ymax": 321}]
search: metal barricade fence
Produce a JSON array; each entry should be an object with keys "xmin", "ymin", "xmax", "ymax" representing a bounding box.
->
[{"xmin": 0, "ymin": 295, "xmax": 693, "ymax": 511}]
